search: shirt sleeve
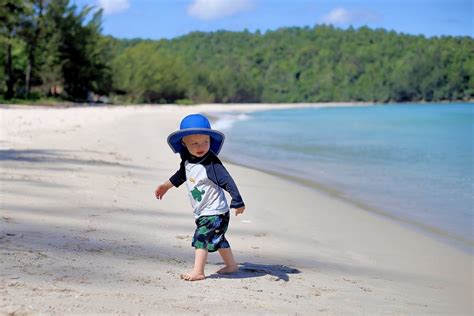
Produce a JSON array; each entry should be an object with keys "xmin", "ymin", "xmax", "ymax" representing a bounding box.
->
[
  {"xmin": 169, "ymin": 160, "xmax": 186, "ymax": 187},
  {"xmin": 211, "ymin": 161, "xmax": 245, "ymax": 209}
]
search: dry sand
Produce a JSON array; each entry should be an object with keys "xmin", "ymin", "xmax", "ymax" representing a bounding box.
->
[{"xmin": 0, "ymin": 104, "xmax": 472, "ymax": 315}]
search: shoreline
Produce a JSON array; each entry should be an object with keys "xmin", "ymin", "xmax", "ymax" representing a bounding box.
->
[
  {"xmin": 1, "ymin": 104, "xmax": 472, "ymax": 314},
  {"xmin": 221, "ymin": 154, "xmax": 474, "ymax": 254},
  {"xmin": 204, "ymin": 103, "xmax": 473, "ymax": 254}
]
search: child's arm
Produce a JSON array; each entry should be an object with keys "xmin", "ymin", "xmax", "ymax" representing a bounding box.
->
[
  {"xmin": 155, "ymin": 161, "xmax": 186, "ymax": 200},
  {"xmin": 210, "ymin": 160, "xmax": 245, "ymax": 215}
]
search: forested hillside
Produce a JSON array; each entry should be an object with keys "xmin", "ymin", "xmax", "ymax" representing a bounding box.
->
[{"xmin": 1, "ymin": 0, "xmax": 473, "ymax": 104}]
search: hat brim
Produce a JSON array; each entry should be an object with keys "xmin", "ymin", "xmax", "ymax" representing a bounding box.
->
[{"xmin": 167, "ymin": 128, "xmax": 225, "ymax": 155}]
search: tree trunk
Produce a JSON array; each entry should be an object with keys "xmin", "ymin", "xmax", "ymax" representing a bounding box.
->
[
  {"xmin": 5, "ymin": 35, "xmax": 14, "ymax": 100},
  {"xmin": 25, "ymin": 62, "xmax": 31, "ymax": 94}
]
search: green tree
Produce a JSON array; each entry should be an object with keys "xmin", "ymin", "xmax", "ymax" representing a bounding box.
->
[
  {"xmin": 22, "ymin": 0, "xmax": 44, "ymax": 96},
  {"xmin": 0, "ymin": 0, "xmax": 29, "ymax": 99},
  {"xmin": 46, "ymin": 0, "xmax": 110, "ymax": 100},
  {"xmin": 112, "ymin": 42, "xmax": 188, "ymax": 103}
]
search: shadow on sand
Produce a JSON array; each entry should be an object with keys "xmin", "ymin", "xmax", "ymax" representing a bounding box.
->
[
  {"xmin": 0, "ymin": 149, "xmax": 144, "ymax": 169},
  {"xmin": 208, "ymin": 262, "xmax": 300, "ymax": 282}
]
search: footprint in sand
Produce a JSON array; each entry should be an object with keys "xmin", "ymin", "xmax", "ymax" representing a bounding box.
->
[
  {"xmin": 342, "ymin": 278, "xmax": 373, "ymax": 293},
  {"xmin": 313, "ymin": 286, "xmax": 337, "ymax": 297},
  {"xmin": 343, "ymin": 277, "xmax": 358, "ymax": 284}
]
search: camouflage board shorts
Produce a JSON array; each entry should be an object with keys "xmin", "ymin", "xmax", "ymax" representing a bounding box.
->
[{"xmin": 192, "ymin": 212, "xmax": 230, "ymax": 252}]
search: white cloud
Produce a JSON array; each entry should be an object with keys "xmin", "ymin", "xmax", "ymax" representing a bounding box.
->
[
  {"xmin": 97, "ymin": 0, "xmax": 130, "ymax": 15},
  {"xmin": 320, "ymin": 7, "xmax": 379, "ymax": 25},
  {"xmin": 188, "ymin": 0, "xmax": 255, "ymax": 21}
]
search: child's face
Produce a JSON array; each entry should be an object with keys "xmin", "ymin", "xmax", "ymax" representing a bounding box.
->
[{"xmin": 182, "ymin": 134, "xmax": 210, "ymax": 157}]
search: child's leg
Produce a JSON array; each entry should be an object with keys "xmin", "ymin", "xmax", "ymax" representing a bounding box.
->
[
  {"xmin": 216, "ymin": 247, "xmax": 239, "ymax": 274},
  {"xmin": 181, "ymin": 248, "xmax": 207, "ymax": 281}
]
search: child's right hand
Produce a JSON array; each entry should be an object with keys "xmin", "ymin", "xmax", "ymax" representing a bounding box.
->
[{"xmin": 155, "ymin": 181, "xmax": 173, "ymax": 200}]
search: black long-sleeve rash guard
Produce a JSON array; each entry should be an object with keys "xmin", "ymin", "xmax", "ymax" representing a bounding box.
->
[{"xmin": 169, "ymin": 152, "xmax": 245, "ymax": 218}]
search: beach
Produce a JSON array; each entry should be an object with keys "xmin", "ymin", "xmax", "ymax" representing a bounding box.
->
[{"xmin": 0, "ymin": 104, "xmax": 472, "ymax": 315}]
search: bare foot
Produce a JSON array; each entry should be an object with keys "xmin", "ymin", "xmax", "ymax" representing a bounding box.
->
[
  {"xmin": 180, "ymin": 272, "xmax": 205, "ymax": 281},
  {"xmin": 216, "ymin": 264, "xmax": 239, "ymax": 274}
]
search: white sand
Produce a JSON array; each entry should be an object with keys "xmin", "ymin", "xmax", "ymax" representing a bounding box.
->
[{"xmin": 0, "ymin": 104, "xmax": 472, "ymax": 315}]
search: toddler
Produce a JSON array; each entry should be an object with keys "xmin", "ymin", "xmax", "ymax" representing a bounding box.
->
[{"xmin": 155, "ymin": 114, "xmax": 245, "ymax": 281}]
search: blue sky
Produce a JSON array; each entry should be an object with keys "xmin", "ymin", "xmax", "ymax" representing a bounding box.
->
[{"xmin": 74, "ymin": 0, "xmax": 473, "ymax": 39}]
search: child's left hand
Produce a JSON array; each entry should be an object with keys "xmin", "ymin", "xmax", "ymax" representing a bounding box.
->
[{"xmin": 234, "ymin": 206, "xmax": 245, "ymax": 216}]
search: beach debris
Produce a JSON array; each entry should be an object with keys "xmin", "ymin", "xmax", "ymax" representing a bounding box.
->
[{"xmin": 2, "ymin": 216, "xmax": 14, "ymax": 223}]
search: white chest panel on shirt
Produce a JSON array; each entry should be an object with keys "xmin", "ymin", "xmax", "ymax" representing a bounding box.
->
[{"xmin": 184, "ymin": 161, "xmax": 228, "ymax": 218}]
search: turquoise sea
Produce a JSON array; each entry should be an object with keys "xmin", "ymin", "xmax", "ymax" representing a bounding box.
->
[{"xmin": 215, "ymin": 103, "xmax": 473, "ymax": 252}]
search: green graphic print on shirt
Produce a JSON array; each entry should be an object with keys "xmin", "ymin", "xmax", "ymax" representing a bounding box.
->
[{"xmin": 191, "ymin": 187, "xmax": 205, "ymax": 202}]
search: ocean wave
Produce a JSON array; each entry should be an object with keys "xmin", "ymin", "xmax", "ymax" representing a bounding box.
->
[{"xmin": 211, "ymin": 112, "xmax": 252, "ymax": 131}]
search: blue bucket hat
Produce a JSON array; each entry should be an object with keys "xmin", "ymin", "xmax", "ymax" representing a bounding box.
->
[{"xmin": 167, "ymin": 114, "xmax": 225, "ymax": 155}]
